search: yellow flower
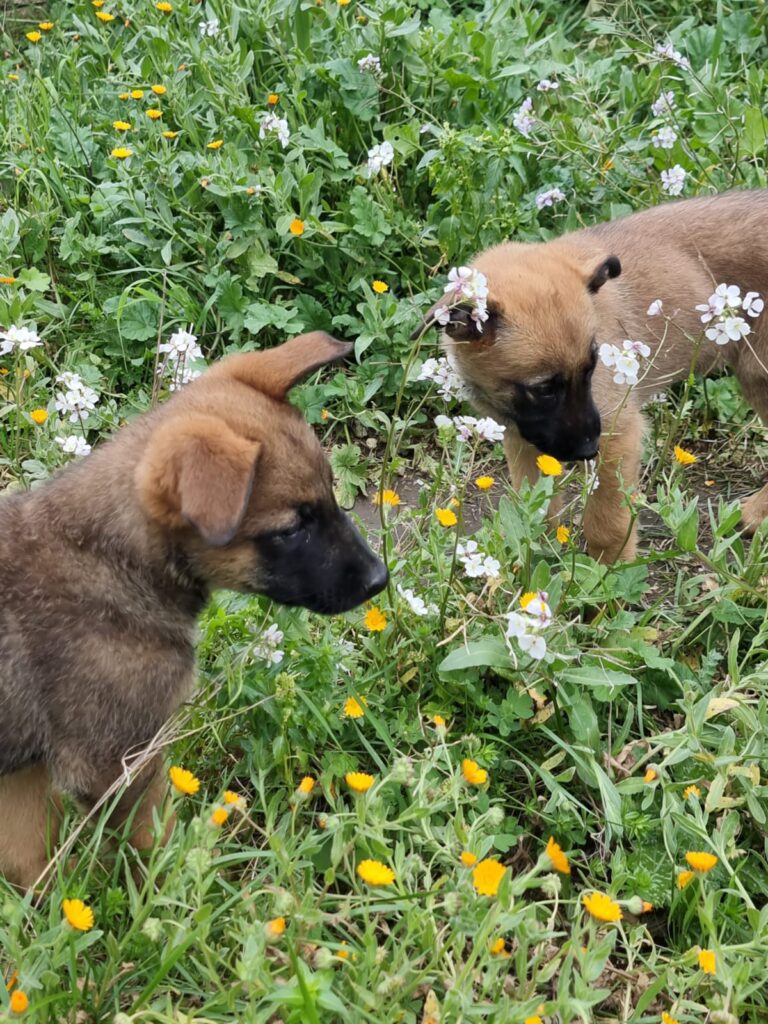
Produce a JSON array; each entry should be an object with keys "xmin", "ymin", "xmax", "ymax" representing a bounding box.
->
[
  {"xmin": 297, "ymin": 776, "xmax": 315, "ymax": 794},
  {"xmin": 210, "ymin": 807, "xmax": 229, "ymax": 826},
  {"xmin": 162, "ymin": 130, "xmax": 179, "ymax": 139},
  {"xmin": 38, "ymin": 21, "xmax": 54, "ymax": 30},
  {"xmin": 475, "ymin": 475, "xmax": 495, "ymax": 490},
  {"xmin": 364, "ymin": 607, "xmax": 386, "ymax": 632},
  {"xmin": 582, "ymin": 891, "xmax": 623, "ymax": 922},
  {"xmin": 472, "ymin": 858, "xmax": 506, "ymax": 896},
  {"xmin": 62, "ymin": 898, "xmax": 94, "ymax": 931},
  {"xmin": 357, "ymin": 859, "xmax": 395, "ymax": 885},
  {"xmin": 156, "ymin": 1, "xmax": 173, "ymax": 10},
  {"xmin": 267, "ymin": 92, "xmax": 279, "ymax": 105},
  {"xmin": 112, "ymin": 120, "xmax": 131, "ymax": 131},
  {"xmin": 343, "ymin": 695, "xmax": 367, "ymax": 719},
  {"xmin": 30, "ymin": 409, "xmax": 48, "ymax": 425},
  {"xmin": 289, "ymin": 218, "xmax": 305, "ymax": 236},
  {"xmin": 0, "ymin": 275, "xmax": 17, "ymax": 284},
  {"xmin": 431, "ymin": 714, "xmax": 446, "ymax": 728},
  {"xmin": 460, "ymin": 850, "xmax": 477, "ymax": 867},
  {"xmin": 130, "ymin": 89, "xmax": 145, "ymax": 99},
  {"xmin": 207, "ymin": 138, "xmax": 224, "ymax": 149},
  {"xmin": 643, "ymin": 768, "xmax": 658, "ymax": 784},
  {"xmin": 683, "ymin": 784, "xmax": 702, "ymax": 799},
  {"xmin": 8, "ymin": 74, "xmax": 19, "ymax": 81},
  {"xmin": 674, "ymin": 445, "xmax": 696, "ymax": 465},
  {"xmin": 169, "ymin": 765, "xmax": 200, "ymax": 795},
  {"xmin": 372, "ymin": 280, "xmax": 389, "ymax": 294},
  {"xmin": 556, "ymin": 524, "xmax": 570, "ymax": 544},
  {"xmin": 462, "ymin": 758, "xmax": 488, "ymax": 785},
  {"xmin": 519, "ymin": 591, "xmax": 536, "ymax": 609},
  {"xmin": 222, "ymin": 790, "xmax": 240, "ymax": 804},
  {"xmin": 265, "ymin": 916, "xmax": 286, "ymax": 938},
  {"xmin": 118, "ymin": 91, "xmax": 129, "ymax": 99},
  {"xmin": 338, "ymin": 0, "xmax": 351, "ymax": 5},
  {"xmin": 489, "ymin": 937, "xmax": 510, "ymax": 957},
  {"xmin": 151, "ymin": 84, "xmax": 167, "ymax": 95},
  {"xmin": 536, "ymin": 453, "xmax": 563, "ymax": 476},
  {"xmin": 110, "ymin": 147, "xmax": 133, "ymax": 159},
  {"xmin": 546, "ymin": 836, "xmax": 571, "ymax": 874},
  {"xmin": 642, "ymin": 901, "xmax": 653, "ymax": 913},
  {"xmin": 698, "ymin": 948, "xmax": 716, "ymax": 975},
  {"xmin": 434, "ymin": 507, "xmax": 457, "ymax": 527},
  {"xmin": 92, "ymin": 0, "xmax": 105, "ymax": 5},
  {"xmin": 9, "ymin": 991, "xmax": 29, "ymax": 1014},
  {"xmin": 25, "ymin": 31, "xmax": 42, "ymax": 42},
  {"xmin": 320, "ymin": 408, "xmax": 330, "ymax": 420},
  {"xmin": 147, "ymin": 109, "xmax": 163, "ymax": 120},
  {"xmin": 677, "ymin": 870, "xmax": 694, "ymax": 889},
  {"xmin": 685, "ymin": 851, "xmax": 718, "ymax": 873},
  {"xmin": 95, "ymin": 11, "xmax": 115, "ymax": 21},
  {"xmin": 525, "ymin": 1018, "xmax": 543, "ymax": 1024},
  {"xmin": 372, "ymin": 488, "xmax": 400, "ymax": 507},
  {"xmin": 345, "ymin": 771, "xmax": 375, "ymax": 793},
  {"xmin": 661, "ymin": 1014, "xmax": 679, "ymax": 1024}
]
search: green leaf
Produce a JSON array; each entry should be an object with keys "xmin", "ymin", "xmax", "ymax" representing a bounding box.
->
[{"xmin": 438, "ymin": 638, "xmax": 512, "ymax": 674}]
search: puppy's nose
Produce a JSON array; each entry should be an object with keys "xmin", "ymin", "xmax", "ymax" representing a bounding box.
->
[
  {"xmin": 362, "ymin": 559, "xmax": 389, "ymax": 599},
  {"xmin": 571, "ymin": 438, "xmax": 599, "ymax": 461}
]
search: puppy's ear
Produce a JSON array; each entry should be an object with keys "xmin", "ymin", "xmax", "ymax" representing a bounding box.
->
[
  {"xmin": 135, "ymin": 414, "xmax": 261, "ymax": 546},
  {"xmin": 587, "ymin": 255, "xmax": 621, "ymax": 294},
  {"xmin": 208, "ymin": 331, "xmax": 352, "ymax": 400}
]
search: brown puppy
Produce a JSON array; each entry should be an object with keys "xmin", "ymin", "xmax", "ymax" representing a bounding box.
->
[
  {"xmin": 425, "ymin": 190, "xmax": 768, "ymax": 562},
  {"xmin": 0, "ymin": 332, "xmax": 388, "ymax": 889}
]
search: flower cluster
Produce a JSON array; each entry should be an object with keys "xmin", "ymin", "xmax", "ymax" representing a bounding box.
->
[
  {"xmin": 56, "ymin": 434, "xmax": 91, "ymax": 457},
  {"xmin": 456, "ymin": 540, "xmax": 500, "ymax": 579},
  {"xmin": 357, "ymin": 53, "xmax": 381, "ymax": 74},
  {"xmin": 651, "ymin": 91, "xmax": 676, "ymax": 117},
  {"xmin": 198, "ymin": 15, "xmax": 219, "ymax": 36},
  {"xmin": 536, "ymin": 186, "xmax": 566, "ymax": 209},
  {"xmin": 695, "ymin": 283, "xmax": 763, "ymax": 345},
  {"xmin": 54, "ymin": 371, "xmax": 99, "ymax": 422},
  {"xmin": 250, "ymin": 623, "xmax": 285, "ymax": 665},
  {"xmin": 259, "ymin": 112, "xmax": 290, "ymax": 148},
  {"xmin": 367, "ymin": 140, "xmax": 394, "ymax": 175},
  {"xmin": 397, "ymin": 585, "xmax": 437, "ymax": 616},
  {"xmin": 653, "ymin": 40, "xmax": 690, "ymax": 70},
  {"xmin": 435, "ymin": 414, "xmax": 506, "ymax": 443},
  {"xmin": 599, "ymin": 339, "xmax": 651, "ymax": 386},
  {"xmin": 505, "ymin": 592, "xmax": 552, "ymax": 661},
  {"xmin": 158, "ymin": 328, "xmax": 204, "ymax": 390},
  {"xmin": 513, "ymin": 96, "xmax": 535, "ymax": 137},
  {"xmin": 651, "ymin": 126, "xmax": 677, "ymax": 149},
  {"xmin": 660, "ymin": 164, "xmax": 686, "ymax": 196},
  {"xmin": 432, "ymin": 266, "xmax": 490, "ymax": 333},
  {"xmin": 418, "ymin": 356, "xmax": 467, "ymax": 401},
  {"xmin": 536, "ymin": 79, "xmax": 558, "ymax": 92},
  {"xmin": 0, "ymin": 325, "xmax": 42, "ymax": 355}
]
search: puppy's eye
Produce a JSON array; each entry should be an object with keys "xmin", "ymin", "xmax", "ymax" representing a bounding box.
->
[{"xmin": 277, "ymin": 521, "xmax": 303, "ymax": 539}]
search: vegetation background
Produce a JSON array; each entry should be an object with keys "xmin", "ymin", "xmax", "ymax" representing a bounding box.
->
[{"xmin": 2, "ymin": 0, "xmax": 768, "ymax": 1020}]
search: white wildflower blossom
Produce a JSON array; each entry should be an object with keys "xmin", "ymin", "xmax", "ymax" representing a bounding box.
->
[
  {"xmin": 418, "ymin": 356, "xmax": 467, "ymax": 401},
  {"xmin": 0, "ymin": 325, "xmax": 42, "ymax": 355},
  {"xmin": 259, "ymin": 113, "xmax": 290, "ymax": 148},
  {"xmin": 434, "ymin": 413, "xmax": 454, "ymax": 430},
  {"xmin": 696, "ymin": 285, "xmax": 762, "ymax": 345},
  {"xmin": 536, "ymin": 187, "xmax": 566, "ymax": 209},
  {"xmin": 522, "ymin": 591, "xmax": 552, "ymax": 628},
  {"xmin": 397, "ymin": 585, "xmax": 437, "ymax": 616},
  {"xmin": 198, "ymin": 16, "xmax": 219, "ymax": 37},
  {"xmin": 536, "ymin": 79, "xmax": 559, "ymax": 92},
  {"xmin": 251, "ymin": 623, "xmax": 284, "ymax": 666},
  {"xmin": 475, "ymin": 416, "xmax": 506, "ymax": 442},
  {"xmin": 743, "ymin": 291, "xmax": 764, "ymax": 317},
  {"xmin": 454, "ymin": 415, "xmax": 478, "ymax": 442},
  {"xmin": 651, "ymin": 126, "xmax": 677, "ymax": 149},
  {"xmin": 54, "ymin": 371, "xmax": 99, "ymax": 423},
  {"xmin": 512, "ymin": 96, "xmax": 535, "ymax": 137},
  {"xmin": 714, "ymin": 283, "xmax": 743, "ymax": 309},
  {"xmin": 456, "ymin": 540, "xmax": 500, "ymax": 579},
  {"xmin": 654, "ymin": 41, "xmax": 690, "ymax": 70},
  {"xmin": 55, "ymin": 434, "xmax": 91, "ymax": 457},
  {"xmin": 434, "ymin": 266, "xmax": 490, "ymax": 333},
  {"xmin": 651, "ymin": 91, "xmax": 676, "ymax": 117},
  {"xmin": 366, "ymin": 140, "xmax": 394, "ymax": 175},
  {"xmin": 158, "ymin": 327, "xmax": 205, "ymax": 391},
  {"xmin": 505, "ymin": 611, "xmax": 547, "ymax": 661},
  {"xmin": 705, "ymin": 316, "xmax": 751, "ymax": 345},
  {"xmin": 599, "ymin": 340, "xmax": 649, "ymax": 387},
  {"xmin": 660, "ymin": 164, "xmax": 686, "ymax": 196},
  {"xmin": 647, "ymin": 299, "xmax": 663, "ymax": 316},
  {"xmin": 357, "ymin": 53, "xmax": 381, "ymax": 74}
]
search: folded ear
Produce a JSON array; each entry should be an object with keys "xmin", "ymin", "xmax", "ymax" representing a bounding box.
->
[
  {"xmin": 207, "ymin": 331, "xmax": 353, "ymax": 400},
  {"xmin": 586, "ymin": 255, "xmax": 621, "ymax": 294},
  {"xmin": 135, "ymin": 414, "xmax": 261, "ymax": 546}
]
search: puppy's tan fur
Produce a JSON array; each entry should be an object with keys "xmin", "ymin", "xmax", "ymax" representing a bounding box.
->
[{"xmin": 443, "ymin": 190, "xmax": 768, "ymax": 561}]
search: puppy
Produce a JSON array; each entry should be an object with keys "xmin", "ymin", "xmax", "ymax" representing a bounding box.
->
[
  {"xmin": 0, "ymin": 332, "xmax": 388, "ymax": 889},
  {"xmin": 423, "ymin": 190, "xmax": 768, "ymax": 562}
]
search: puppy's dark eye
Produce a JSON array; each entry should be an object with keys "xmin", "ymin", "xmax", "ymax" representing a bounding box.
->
[{"xmin": 277, "ymin": 521, "xmax": 303, "ymax": 539}]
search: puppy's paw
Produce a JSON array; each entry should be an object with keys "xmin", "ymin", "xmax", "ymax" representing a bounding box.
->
[{"xmin": 741, "ymin": 490, "xmax": 768, "ymax": 536}]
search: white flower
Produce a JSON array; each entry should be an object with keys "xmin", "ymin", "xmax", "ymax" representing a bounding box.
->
[
  {"xmin": 695, "ymin": 294, "xmax": 725, "ymax": 323},
  {"xmin": 536, "ymin": 79, "xmax": 559, "ymax": 92},
  {"xmin": 585, "ymin": 459, "xmax": 600, "ymax": 494},
  {"xmin": 0, "ymin": 325, "xmax": 42, "ymax": 354},
  {"xmin": 518, "ymin": 632, "xmax": 547, "ymax": 660},
  {"xmin": 259, "ymin": 113, "xmax": 290, "ymax": 148},
  {"xmin": 434, "ymin": 414, "xmax": 453, "ymax": 430},
  {"xmin": 505, "ymin": 611, "xmax": 546, "ymax": 660},
  {"xmin": 651, "ymin": 126, "xmax": 677, "ymax": 149},
  {"xmin": 198, "ymin": 16, "xmax": 219, "ymax": 37},
  {"xmin": 454, "ymin": 415, "xmax": 478, "ymax": 442},
  {"xmin": 482, "ymin": 555, "xmax": 500, "ymax": 577},
  {"xmin": 357, "ymin": 53, "xmax": 381, "ymax": 74},
  {"xmin": 168, "ymin": 364, "xmax": 203, "ymax": 391},
  {"xmin": 743, "ymin": 291, "xmax": 764, "ymax": 318},
  {"xmin": 418, "ymin": 356, "xmax": 467, "ymax": 401},
  {"xmin": 654, "ymin": 41, "xmax": 690, "ymax": 70},
  {"xmin": 251, "ymin": 623, "xmax": 284, "ymax": 665},
  {"xmin": 456, "ymin": 540, "xmax": 499, "ymax": 579},
  {"xmin": 55, "ymin": 434, "xmax": 91, "ymax": 457},
  {"xmin": 54, "ymin": 371, "xmax": 99, "ymax": 423},
  {"xmin": 397, "ymin": 585, "xmax": 436, "ymax": 616},
  {"xmin": 714, "ymin": 283, "xmax": 742, "ymax": 309},
  {"xmin": 367, "ymin": 140, "xmax": 394, "ymax": 175},
  {"xmin": 505, "ymin": 611, "xmax": 529, "ymax": 639},
  {"xmin": 522, "ymin": 592, "xmax": 552, "ymax": 628},
  {"xmin": 647, "ymin": 299, "xmax": 663, "ymax": 316},
  {"xmin": 705, "ymin": 316, "xmax": 751, "ymax": 345},
  {"xmin": 601, "ymin": 342, "xmax": 644, "ymax": 385},
  {"xmin": 651, "ymin": 91, "xmax": 676, "ymax": 116},
  {"xmin": 536, "ymin": 187, "xmax": 566, "ymax": 209},
  {"xmin": 512, "ymin": 96, "xmax": 535, "ymax": 137},
  {"xmin": 475, "ymin": 417, "xmax": 506, "ymax": 442},
  {"xmin": 441, "ymin": 266, "xmax": 490, "ymax": 332},
  {"xmin": 623, "ymin": 339, "xmax": 651, "ymax": 358},
  {"xmin": 660, "ymin": 164, "xmax": 686, "ymax": 196},
  {"xmin": 159, "ymin": 328, "xmax": 203, "ymax": 360}
]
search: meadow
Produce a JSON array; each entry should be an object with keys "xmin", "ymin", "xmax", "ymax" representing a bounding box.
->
[{"xmin": 2, "ymin": 0, "xmax": 768, "ymax": 1020}]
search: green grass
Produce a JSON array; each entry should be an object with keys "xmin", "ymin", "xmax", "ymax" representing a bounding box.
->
[{"xmin": 3, "ymin": 0, "xmax": 768, "ymax": 1020}]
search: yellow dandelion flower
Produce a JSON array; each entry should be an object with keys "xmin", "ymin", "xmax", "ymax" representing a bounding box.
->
[
  {"xmin": 662, "ymin": 1013, "xmax": 680, "ymax": 1024},
  {"xmin": 320, "ymin": 408, "xmax": 330, "ymax": 420},
  {"xmin": 130, "ymin": 89, "xmax": 145, "ymax": 99},
  {"xmin": 582, "ymin": 891, "xmax": 623, "ymax": 922},
  {"xmin": 357, "ymin": 859, "xmax": 395, "ymax": 885},
  {"xmin": 151, "ymin": 84, "xmax": 167, "ymax": 95},
  {"xmin": 345, "ymin": 771, "xmax": 375, "ymax": 793},
  {"xmin": 372, "ymin": 280, "xmax": 389, "ymax": 294},
  {"xmin": 449, "ymin": 496, "xmax": 461, "ymax": 507},
  {"xmin": 434, "ymin": 507, "xmax": 457, "ymax": 527},
  {"xmin": 644, "ymin": 768, "xmax": 658, "ymax": 784},
  {"xmin": 118, "ymin": 91, "xmax": 129, "ymax": 99},
  {"xmin": 169, "ymin": 765, "xmax": 200, "ymax": 795},
  {"xmin": 642, "ymin": 901, "xmax": 653, "ymax": 913},
  {"xmin": 685, "ymin": 851, "xmax": 718, "ymax": 873},
  {"xmin": 207, "ymin": 138, "xmax": 223, "ymax": 149},
  {"xmin": 472, "ymin": 858, "xmax": 506, "ymax": 896},
  {"xmin": 674, "ymin": 445, "xmax": 696, "ymax": 465},
  {"xmin": 372, "ymin": 488, "xmax": 400, "ymax": 507},
  {"xmin": 289, "ymin": 218, "xmax": 305, "ymax": 236},
  {"xmin": 343, "ymin": 695, "xmax": 367, "ymax": 719},
  {"xmin": 8, "ymin": 74, "xmax": 19, "ymax": 81},
  {"xmin": 95, "ymin": 11, "xmax": 115, "ymax": 21},
  {"xmin": 146, "ymin": 109, "xmax": 162, "ymax": 120},
  {"xmin": 462, "ymin": 758, "xmax": 488, "ymax": 785},
  {"xmin": 546, "ymin": 836, "xmax": 571, "ymax": 874},
  {"xmin": 364, "ymin": 607, "xmax": 386, "ymax": 632},
  {"xmin": 489, "ymin": 937, "xmax": 510, "ymax": 957},
  {"xmin": 210, "ymin": 807, "xmax": 229, "ymax": 826},
  {"xmin": 460, "ymin": 850, "xmax": 477, "ymax": 866},
  {"xmin": 683, "ymin": 784, "xmax": 702, "ymax": 799},
  {"xmin": 25, "ymin": 31, "xmax": 42, "ymax": 42},
  {"xmin": 162, "ymin": 130, "xmax": 179, "ymax": 139},
  {"xmin": 62, "ymin": 898, "xmax": 94, "ymax": 931},
  {"xmin": 338, "ymin": 0, "xmax": 351, "ymax": 5},
  {"xmin": 110, "ymin": 147, "xmax": 133, "ymax": 159},
  {"xmin": 677, "ymin": 869, "xmax": 694, "ymax": 889},
  {"xmin": 30, "ymin": 409, "xmax": 48, "ymax": 425},
  {"xmin": 245, "ymin": 186, "xmax": 256, "ymax": 194},
  {"xmin": 336, "ymin": 942, "xmax": 350, "ymax": 960},
  {"xmin": 92, "ymin": 0, "xmax": 105, "ymax": 5},
  {"xmin": 475, "ymin": 475, "xmax": 495, "ymax": 490},
  {"xmin": 112, "ymin": 120, "xmax": 131, "ymax": 131},
  {"xmin": 537, "ymin": 453, "xmax": 563, "ymax": 476},
  {"xmin": 9, "ymin": 991, "xmax": 29, "ymax": 1014},
  {"xmin": 267, "ymin": 92, "xmax": 279, "ymax": 105},
  {"xmin": 156, "ymin": 1, "xmax": 173, "ymax": 10},
  {"xmin": 698, "ymin": 948, "xmax": 716, "ymax": 975},
  {"xmin": 297, "ymin": 776, "xmax": 315, "ymax": 794},
  {"xmin": 519, "ymin": 591, "xmax": 536, "ymax": 609},
  {"xmin": 265, "ymin": 916, "xmax": 286, "ymax": 938},
  {"xmin": 431, "ymin": 714, "xmax": 446, "ymax": 728},
  {"xmin": 38, "ymin": 21, "xmax": 54, "ymax": 30},
  {"xmin": 525, "ymin": 1018, "xmax": 543, "ymax": 1024},
  {"xmin": 0, "ymin": 275, "xmax": 17, "ymax": 284},
  {"xmin": 556, "ymin": 524, "xmax": 570, "ymax": 544}
]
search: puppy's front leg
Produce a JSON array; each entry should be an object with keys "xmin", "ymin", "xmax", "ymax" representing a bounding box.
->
[
  {"xmin": 582, "ymin": 407, "xmax": 643, "ymax": 563},
  {"xmin": 0, "ymin": 765, "xmax": 61, "ymax": 890},
  {"xmin": 503, "ymin": 431, "xmax": 564, "ymax": 523}
]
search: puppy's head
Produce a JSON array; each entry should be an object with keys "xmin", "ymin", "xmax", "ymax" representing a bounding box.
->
[
  {"xmin": 424, "ymin": 245, "xmax": 621, "ymax": 462},
  {"xmin": 135, "ymin": 332, "xmax": 388, "ymax": 614}
]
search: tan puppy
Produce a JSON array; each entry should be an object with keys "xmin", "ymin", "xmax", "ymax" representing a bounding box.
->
[
  {"xmin": 426, "ymin": 190, "xmax": 768, "ymax": 562},
  {"xmin": 0, "ymin": 332, "xmax": 388, "ymax": 889}
]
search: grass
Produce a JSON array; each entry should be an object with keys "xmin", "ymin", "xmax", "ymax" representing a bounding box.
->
[{"xmin": 2, "ymin": 0, "xmax": 768, "ymax": 1020}]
